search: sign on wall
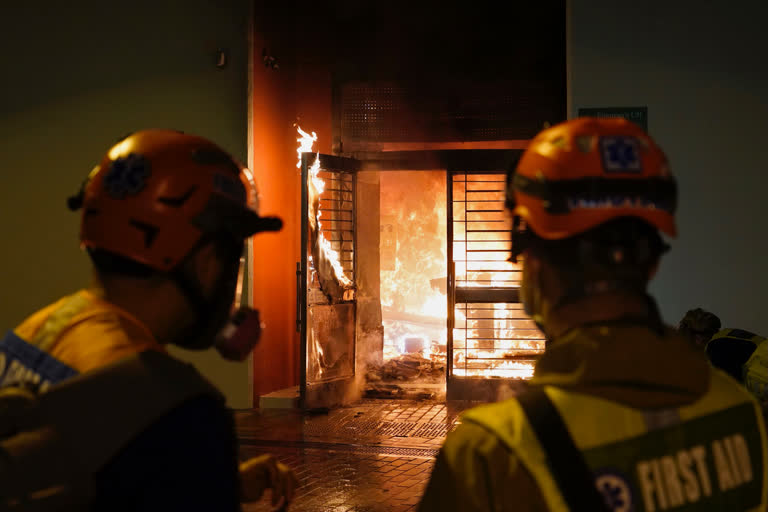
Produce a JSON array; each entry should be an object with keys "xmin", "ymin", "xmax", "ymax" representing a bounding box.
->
[{"xmin": 577, "ymin": 106, "xmax": 648, "ymax": 132}]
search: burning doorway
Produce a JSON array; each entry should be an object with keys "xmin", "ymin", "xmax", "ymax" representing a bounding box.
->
[
  {"xmin": 248, "ymin": 1, "xmax": 566, "ymax": 406},
  {"xmin": 298, "ymin": 138, "xmax": 546, "ymax": 407},
  {"xmin": 367, "ymin": 168, "xmax": 547, "ymax": 400},
  {"xmin": 369, "ymin": 171, "xmax": 448, "ymax": 398}
]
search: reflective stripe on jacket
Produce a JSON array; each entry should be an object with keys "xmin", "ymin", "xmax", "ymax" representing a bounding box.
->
[
  {"xmin": 462, "ymin": 369, "xmax": 768, "ymax": 512},
  {"xmin": 1, "ymin": 289, "xmax": 164, "ymax": 392},
  {"xmin": 0, "ymin": 291, "xmax": 220, "ymax": 509},
  {"xmin": 744, "ymin": 339, "xmax": 768, "ymax": 402}
]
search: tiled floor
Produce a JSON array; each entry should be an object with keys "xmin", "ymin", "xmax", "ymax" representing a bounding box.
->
[
  {"xmin": 236, "ymin": 399, "xmax": 474, "ymax": 512},
  {"xmin": 240, "ymin": 444, "xmax": 435, "ymax": 512}
]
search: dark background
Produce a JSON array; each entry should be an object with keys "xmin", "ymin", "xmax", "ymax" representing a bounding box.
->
[{"xmin": 2, "ymin": 1, "xmax": 768, "ymax": 406}]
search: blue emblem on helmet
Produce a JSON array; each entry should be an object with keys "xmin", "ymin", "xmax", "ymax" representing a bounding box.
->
[
  {"xmin": 600, "ymin": 137, "xmax": 642, "ymax": 173},
  {"xmin": 104, "ymin": 153, "xmax": 151, "ymax": 199}
]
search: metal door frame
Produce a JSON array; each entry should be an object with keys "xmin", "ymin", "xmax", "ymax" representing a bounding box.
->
[
  {"xmin": 298, "ymin": 149, "xmax": 524, "ymax": 406},
  {"xmin": 446, "ymin": 165, "xmax": 537, "ymax": 400},
  {"xmin": 300, "ymin": 152, "xmax": 360, "ymax": 409}
]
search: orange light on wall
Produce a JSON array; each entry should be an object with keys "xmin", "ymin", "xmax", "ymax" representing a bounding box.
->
[{"xmin": 248, "ymin": 7, "xmax": 333, "ymax": 405}]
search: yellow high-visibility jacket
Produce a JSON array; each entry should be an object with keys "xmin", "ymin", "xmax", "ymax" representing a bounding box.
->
[
  {"xmin": 0, "ymin": 290, "xmax": 222, "ymax": 509},
  {"xmin": 8, "ymin": 289, "xmax": 165, "ymax": 386},
  {"xmin": 419, "ymin": 324, "xmax": 768, "ymax": 512}
]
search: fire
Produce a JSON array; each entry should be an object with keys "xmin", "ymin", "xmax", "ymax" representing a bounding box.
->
[
  {"xmin": 298, "ymin": 126, "xmax": 353, "ymax": 292},
  {"xmin": 296, "ymin": 127, "xmax": 317, "ymax": 169},
  {"xmin": 379, "ymin": 171, "xmax": 542, "ymax": 381},
  {"xmin": 316, "ymin": 339, "xmax": 325, "ymax": 377},
  {"xmin": 450, "ymin": 246, "xmax": 541, "ymax": 379},
  {"xmin": 380, "ymin": 171, "xmax": 448, "ymax": 367},
  {"xmin": 452, "ymin": 300, "xmax": 538, "ymax": 379}
]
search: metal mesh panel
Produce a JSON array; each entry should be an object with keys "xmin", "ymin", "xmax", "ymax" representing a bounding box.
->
[
  {"xmin": 374, "ymin": 421, "xmax": 417, "ymax": 437},
  {"xmin": 303, "ymin": 419, "xmax": 381, "ymax": 437},
  {"xmin": 410, "ymin": 422, "xmax": 453, "ymax": 439},
  {"xmin": 339, "ymin": 80, "xmax": 560, "ymax": 143},
  {"xmin": 340, "ymin": 84, "xmax": 406, "ymax": 141}
]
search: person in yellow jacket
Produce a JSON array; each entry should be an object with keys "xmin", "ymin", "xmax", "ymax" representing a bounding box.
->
[
  {"xmin": 419, "ymin": 118, "xmax": 767, "ymax": 511},
  {"xmin": 0, "ymin": 131, "xmax": 296, "ymax": 510},
  {"xmin": 679, "ymin": 309, "xmax": 768, "ymax": 405}
]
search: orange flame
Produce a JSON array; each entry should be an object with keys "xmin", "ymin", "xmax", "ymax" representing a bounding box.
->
[
  {"xmin": 380, "ymin": 172, "xmax": 541, "ymax": 380},
  {"xmin": 296, "ymin": 127, "xmax": 317, "ymax": 169},
  {"xmin": 298, "ymin": 126, "xmax": 352, "ymax": 290}
]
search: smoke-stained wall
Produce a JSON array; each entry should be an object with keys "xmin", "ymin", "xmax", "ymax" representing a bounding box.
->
[
  {"xmin": 572, "ymin": 1, "xmax": 768, "ymax": 333},
  {"xmin": 0, "ymin": 1, "xmax": 252, "ymax": 407}
]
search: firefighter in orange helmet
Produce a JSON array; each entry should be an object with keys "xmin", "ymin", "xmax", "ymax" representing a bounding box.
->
[
  {"xmin": 419, "ymin": 118, "xmax": 768, "ymax": 511},
  {"xmin": 0, "ymin": 130, "xmax": 296, "ymax": 509}
]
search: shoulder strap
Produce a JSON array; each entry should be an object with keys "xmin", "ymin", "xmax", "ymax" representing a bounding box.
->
[{"xmin": 517, "ymin": 387, "xmax": 611, "ymax": 512}]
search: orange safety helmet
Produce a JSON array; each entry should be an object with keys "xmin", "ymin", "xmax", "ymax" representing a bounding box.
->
[
  {"xmin": 70, "ymin": 130, "xmax": 281, "ymax": 272},
  {"xmin": 506, "ymin": 117, "xmax": 677, "ymax": 241}
]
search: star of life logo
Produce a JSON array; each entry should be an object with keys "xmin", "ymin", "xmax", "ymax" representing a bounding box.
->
[
  {"xmin": 600, "ymin": 136, "xmax": 642, "ymax": 173},
  {"xmin": 595, "ymin": 469, "xmax": 634, "ymax": 512}
]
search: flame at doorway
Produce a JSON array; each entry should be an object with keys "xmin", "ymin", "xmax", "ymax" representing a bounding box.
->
[
  {"xmin": 380, "ymin": 171, "xmax": 447, "ymax": 367},
  {"xmin": 297, "ymin": 126, "xmax": 353, "ymax": 301},
  {"xmin": 377, "ymin": 171, "xmax": 541, "ymax": 382}
]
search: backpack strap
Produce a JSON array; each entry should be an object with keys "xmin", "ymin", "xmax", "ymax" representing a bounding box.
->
[
  {"xmin": 517, "ymin": 387, "xmax": 612, "ymax": 512},
  {"xmin": 0, "ymin": 350, "xmax": 223, "ymax": 504}
]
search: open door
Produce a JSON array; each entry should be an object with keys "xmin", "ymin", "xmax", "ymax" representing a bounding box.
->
[
  {"xmin": 300, "ymin": 153, "xmax": 361, "ymax": 409},
  {"xmin": 446, "ymin": 170, "xmax": 545, "ymax": 400}
]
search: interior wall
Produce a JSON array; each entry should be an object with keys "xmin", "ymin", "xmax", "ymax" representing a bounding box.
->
[
  {"xmin": 571, "ymin": 1, "xmax": 768, "ymax": 332},
  {"xmin": 0, "ymin": 1, "xmax": 252, "ymax": 408},
  {"xmin": 355, "ymin": 171, "xmax": 383, "ymax": 382}
]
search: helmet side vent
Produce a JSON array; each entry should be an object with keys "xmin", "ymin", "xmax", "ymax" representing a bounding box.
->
[
  {"xmin": 129, "ymin": 219, "xmax": 160, "ymax": 248},
  {"xmin": 157, "ymin": 186, "xmax": 197, "ymax": 207}
]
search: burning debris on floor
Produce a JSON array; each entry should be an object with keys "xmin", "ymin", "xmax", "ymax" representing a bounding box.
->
[
  {"xmin": 365, "ymin": 353, "xmax": 446, "ymax": 400},
  {"xmin": 367, "ymin": 353, "xmax": 446, "ymax": 382}
]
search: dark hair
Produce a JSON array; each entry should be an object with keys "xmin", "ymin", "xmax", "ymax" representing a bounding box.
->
[
  {"xmin": 88, "ymin": 249, "xmax": 157, "ymax": 278},
  {"xmin": 524, "ymin": 217, "xmax": 667, "ymax": 289},
  {"xmin": 678, "ymin": 308, "xmax": 721, "ymax": 341}
]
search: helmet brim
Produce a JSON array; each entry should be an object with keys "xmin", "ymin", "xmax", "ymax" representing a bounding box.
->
[{"xmin": 193, "ymin": 194, "xmax": 283, "ymax": 239}]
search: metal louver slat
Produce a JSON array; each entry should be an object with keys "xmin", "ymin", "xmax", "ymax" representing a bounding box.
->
[{"xmin": 449, "ymin": 172, "xmax": 545, "ymax": 382}]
